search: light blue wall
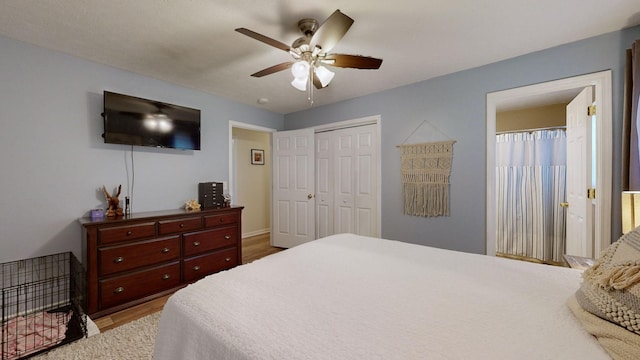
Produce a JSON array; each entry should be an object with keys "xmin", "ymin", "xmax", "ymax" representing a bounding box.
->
[
  {"xmin": 0, "ymin": 35, "xmax": 284, "ymax": 263},
  {"xmin": 285, "ymin": 25, "xmax": 640, "ymax": 254},
  {"xmin": 3, "ymin": 25, "xmax": 639, "ymax": 263}
]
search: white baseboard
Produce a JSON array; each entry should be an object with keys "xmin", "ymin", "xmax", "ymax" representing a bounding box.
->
[{"xmin": 242, "ymin": 228, "xmax": 270, "ymax": 238}]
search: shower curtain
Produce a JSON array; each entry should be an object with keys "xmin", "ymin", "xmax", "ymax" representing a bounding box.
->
[{"xmin": 496, "ymin": 129, "xmax": 566, "ymax": 262}]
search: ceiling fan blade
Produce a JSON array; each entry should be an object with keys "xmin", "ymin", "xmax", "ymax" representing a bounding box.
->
[
  {"xmin": 250, "ymin": 62, "xmax": 294, "ymax": 77},
  {"xmin": 322, "ymin": 54, "xmax": 383, "ymax": 69},
  {"xmin": 235, "ymin": 28, "xmax": 291, "ymax": 52},
  {"xmin": 309, "ymin": 10, "xmax": 354, "ymax": 53}
]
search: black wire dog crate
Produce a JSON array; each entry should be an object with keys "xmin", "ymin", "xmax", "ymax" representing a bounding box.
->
[{"xmin": 1, "ymin": 252, "xmax": 87, "ymax": 359}]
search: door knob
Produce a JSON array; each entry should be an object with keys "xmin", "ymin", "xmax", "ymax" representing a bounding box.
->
[
  {"xmin": 308, "ymin": 194, "xmax": 313, "ymax": 199},
  {"xmin": 560, "ymin": 202, "xmax": 569, "ymax": 208}
]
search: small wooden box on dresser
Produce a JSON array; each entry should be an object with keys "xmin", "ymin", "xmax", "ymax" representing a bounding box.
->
[{"xmin": 79, "ymin": 206, "xmax": 243, "ymax": 318}]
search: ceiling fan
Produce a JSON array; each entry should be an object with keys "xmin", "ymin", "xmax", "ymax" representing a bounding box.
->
[{"xmin": 235, "ymin": 9, "xmax": 382, "ymax": 98}]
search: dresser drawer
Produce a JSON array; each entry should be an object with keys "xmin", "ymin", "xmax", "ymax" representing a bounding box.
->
[
  {"xmin": 183, "ymin": 248, "xmax": 238, "ymax": 283},
  {"xmin": 183, "ymin": 227, "xmax": 237, "ymax": 257},
  {"xmin": 204, "ymin": 212, "xmax": 238, "ymax": 228},
  {"xmin": 98, "ymin": 222, "xmax": 156, "ymax": 245},
  {"xmin": 158, "ymin": 216, "xmax": 202, "ymax": 235},
  {"xmin": 98, "ymin": 236, "xmax": 180, "ymax": 276},
  {"xmin": 99, "ymin": 262, "xmax": 180, "ymax": 309},
  {"xmin": 82, "ymin": 206, "xmax": 243, "ymax": 316}
]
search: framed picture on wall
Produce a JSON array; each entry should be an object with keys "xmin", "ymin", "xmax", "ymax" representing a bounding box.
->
[{"xmin": 251, "ymin": 149, "xmax": 264, "ymax": 165}]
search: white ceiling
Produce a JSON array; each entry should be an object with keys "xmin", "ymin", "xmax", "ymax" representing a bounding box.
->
[{"xmin": 1, "ymin": 0, "xmax": 638, "ymax": 114}]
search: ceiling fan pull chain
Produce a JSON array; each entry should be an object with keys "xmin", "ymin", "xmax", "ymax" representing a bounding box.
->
[{"xmin": 308, "ymin": 65, "xmax": 314, "ymax": 106}]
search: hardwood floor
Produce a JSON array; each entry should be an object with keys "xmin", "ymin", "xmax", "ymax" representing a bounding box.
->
[
  {"xmin": 241, "ymin": 232, "xmax": 283, "ymax": 264},
  {"xmin": 92, "ymin": 232, "xmax": 282, "ymax": 332},
  {"xmin": 495, "ymin": 252, "xmax": 566, "ymax": 267},
  {"xmin": 92, "ymin": 293, "xmax": 171, "ymax": 332}
]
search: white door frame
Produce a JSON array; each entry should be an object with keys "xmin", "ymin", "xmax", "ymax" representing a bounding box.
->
[
  {"xmin": 486, "ymin": 70, "xmax": 612, "ymax": 258},
  {"xmin": 228, "ymin": 121, "xmax": 277, "ymax": 237}
]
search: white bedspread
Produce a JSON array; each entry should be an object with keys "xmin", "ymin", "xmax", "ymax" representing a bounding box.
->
[{"xmin": 153, "ymin": 234, "xmax": 609, "ymax": 359}]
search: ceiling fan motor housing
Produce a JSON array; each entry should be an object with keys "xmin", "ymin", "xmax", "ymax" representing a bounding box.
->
[
  {"xmin": 297, "ymin": 18, "xmax": 318, "ymax": 36},
  {"xmin": 292, "ymin": 18, "xmax": 318, "ymax": 50}
]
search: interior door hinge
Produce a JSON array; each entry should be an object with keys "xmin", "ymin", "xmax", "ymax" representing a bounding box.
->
[
  {"xmin": 587, "ymin": 105, "xmax": 596, "ymax": 116},
  {"xmin": 587, "ymin": 188, "xmax": 596, "ymax": 199}
]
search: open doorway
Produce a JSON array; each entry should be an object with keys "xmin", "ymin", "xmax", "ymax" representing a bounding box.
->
[
  {"xmin": 486, "ymin": 71, "xmax": 612, "ymax": 260},
  {"xmin": 494, "ymin": 101, "xmax": 572, "ymax": 265},
  {"xmin": 229, "ymin": 121, "xmax": 275, "ymax": 240}
]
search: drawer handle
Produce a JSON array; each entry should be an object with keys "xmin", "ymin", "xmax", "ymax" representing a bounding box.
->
[
  {"xmin": 162, "ymin": 274, "xmax": 171, "ymax": 280},
  {"xmin": 193, "ymin": 241, "xmax": 200, "ymax": 247},
  {"xmin": 179, "ymin": 223, "xmax": 185, "ymax": 228},
  {"xmin": 224, "ymin": 235, "xmax": 231, "ymax": 240},
  {"xmin": 193, "ymin": 265, "xmax": 200, "ymax": 271},
  {"xmin": 225, "ymin": 257, "xmax": 231, "ymax": 262},
  {"xmin": 161, "ymin": 247, "xmax": 170, "ymax": 253},
  {"xmin": 126, "ymin": 231, "xmax": 132, "ymax": 236},
  {"xmin": 114, "ymin": 287, "xmax": 124, "ymax": 294},
  {"xmin": 113, "ymin": 256, "xmax": 124, "ymax": 263}
]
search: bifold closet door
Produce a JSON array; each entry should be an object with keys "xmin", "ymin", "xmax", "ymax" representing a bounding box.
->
[
  {"xmin": 316, "ymin": 132, "xmax": 334, "ymax": 239},
  {"xmin": 316, "ymin": 124, "xmax": 379, "ymax": 238}
]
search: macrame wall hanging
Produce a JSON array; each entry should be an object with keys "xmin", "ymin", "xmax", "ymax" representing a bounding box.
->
[{"xmin": 398, "ymin": 120, "xmax": 456, "ymax": 217}]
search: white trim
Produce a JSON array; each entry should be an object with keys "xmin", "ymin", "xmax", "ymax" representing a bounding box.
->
[
  {"xmin": 486, "ymin": 70, "xmax": 612, "ymax": 257},
  {"xmin": 229, "ymin": 120, "xmax": 277, "ymax": 132},
  {"xmin": 312, "ymin": 115, "xmax": 380, "ymax": 133},
  {"xmin": 242, "ymin": 228, "xmax": 271, "ymax": 238}
]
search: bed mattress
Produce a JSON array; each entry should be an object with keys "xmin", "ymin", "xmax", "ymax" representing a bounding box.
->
[{"xmin": 153, "ymin": 233, "xmax": 608, "ymax": 359}]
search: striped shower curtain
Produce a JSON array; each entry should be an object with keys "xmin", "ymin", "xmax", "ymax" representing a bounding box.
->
[{"xmin": 496, "ymin": 129, "xmax": 566, "ymax": 262}]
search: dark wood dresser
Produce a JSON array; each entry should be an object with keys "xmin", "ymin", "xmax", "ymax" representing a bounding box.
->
[{"xmin": 80, "ymin": 206, "xmax": 243, "ymax": 317}]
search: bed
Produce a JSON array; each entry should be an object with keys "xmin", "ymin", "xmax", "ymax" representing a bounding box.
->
[{"xmin": 153, "ymin": 233, "xmax": 618, "ymax": 359}]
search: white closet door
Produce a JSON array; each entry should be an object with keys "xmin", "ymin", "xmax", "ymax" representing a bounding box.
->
[
  {"xmin": 316, "ymin": 124, "xmax": 379, "ymax": 238},
  {"xmin": 315, "ymin": 132, "xmax": 333, "ymax": 239},
  {"xmin": 272, "ymin": 129, "xmax": 315, "ymax": 248},
  {"xmin": 335, "ymin": 128, "xmax": 356, "ymax": 233},
  {"xmin": 353, "ymin": 126, "xmax": 378, "ymax": 237}
]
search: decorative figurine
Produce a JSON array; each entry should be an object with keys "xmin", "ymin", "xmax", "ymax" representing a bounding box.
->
[
  {"xmin": 185, "ymin": 199, "xmax": 201, "ymax": 211},
  {"xmin": 103, "ymin": 185, "xmax": 124, "ymax": 217}
]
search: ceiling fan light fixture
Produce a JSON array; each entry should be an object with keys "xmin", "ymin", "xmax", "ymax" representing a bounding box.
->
[
  {"xmin": 291, "ymin": 60, "xmax": 310, "ymax": 79},
  {"xmin": 238, "ymin": 9, "xmax": 382, "ymax": 104},
  {"xmin": 314, "ymin": 65, "xmax": 335, "ymax": 87},
  {"xmin": 291, "ymin": 77, "xmax": 308, "ymax": 91}
]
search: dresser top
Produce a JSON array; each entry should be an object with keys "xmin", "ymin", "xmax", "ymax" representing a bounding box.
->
[{"xmin": 79, "ymin": 205, "xmax": 243, "ymax": 226}]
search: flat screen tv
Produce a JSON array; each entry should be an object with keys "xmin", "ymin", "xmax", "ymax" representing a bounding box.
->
[{"xmin": 103, "ymin": 91, "xmax": 201, "ymax": 150}]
